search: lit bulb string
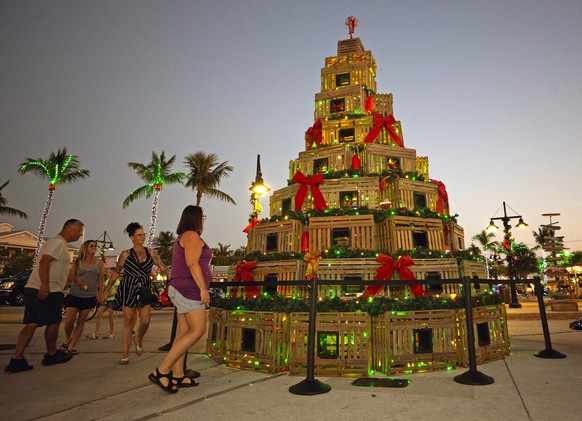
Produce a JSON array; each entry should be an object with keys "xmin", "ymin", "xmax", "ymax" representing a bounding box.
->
[
  {"xmin": 33, "ymin": 188, "xmax": 55, "ymax": 266},
  {"xmin": 147, "ymin": 189, "xmax": 160, "ymax": 248}
]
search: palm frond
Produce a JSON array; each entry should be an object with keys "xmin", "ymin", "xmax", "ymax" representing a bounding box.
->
[{"xmin": 123, "ymin": 185, "xmax": 154, "ymax": 208}]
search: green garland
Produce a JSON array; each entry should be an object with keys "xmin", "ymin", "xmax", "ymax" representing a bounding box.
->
[
  {"xmin": 242, "ymin": 246, "xmax": 482, "ymax": 263},
  {"xmin": 210, "ymin": 293, "xmax": 501, "ymax": 316}
]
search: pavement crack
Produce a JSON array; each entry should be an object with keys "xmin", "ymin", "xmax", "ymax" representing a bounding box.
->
[
  {"xmin": 503, "ymin": 359, "xmax": 532, "ymax": 421},
  {"xmin": 133, "ymin": 372, "xmax": 287, "ymax": 420}
]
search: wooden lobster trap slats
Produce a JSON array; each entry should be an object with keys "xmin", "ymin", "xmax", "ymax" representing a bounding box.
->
[
  {"xmin": 294, "ymin": 144, "xmax": 348, "ymax": 176},
  {"xmin": 206, "ymin": 307, "xmax": 228, "ymax": 363},
  {"xmin": 247, "ymin": 219, "xmax": 304, "ymax": 254},
  {"xmin": 459, "ymin": 260, "xmax": 488, "ymax": 282},
  {"xmin": 251, "ymin": 260, "xmax": 308, "ymax": 299},
  {"xmin": 269, "ymin": 184, "xmax": 300, "ymax": 218},
  {"xmin": 289, "ymin": 312, "xmax": 371, "ymax": 377},
  {"xmin": 449, "ymin": 221, "xmax": 466, "ymax": 252},
  {"xmin": 224, "ymin": 311, "xmax": 290, "ymax": 374},
  {"xmin": 363, "ymin": 143, "xmax": 417, "ymax": 174},
  {"xmin": 410, "ymin": 258, "xmax": 461, "ymax": 296},
  {"xmin": 382, "ymin": 178, "xmax": 439, "ymax": 212},
  {"xmin": 389, "ymin": 216, "xmax": 446, "ymax": 252},
  {"xmin": 308, "ymin": 214, "xmax": 376, "ymax": 252},
  {"xmin": 319, "ymin": 177, "xmax": 379, "ymax": 210},
  {"xmin": 316, "ymin": 258, "xmax": 377, "ymax": 298},
  {"xmin": 372, "ymin": 309, "xmax": 459, "ymax": 375},
  {"xmin": 456, "ymin": 304, "xmax": 510, "ymax": 367},
  {"xmin": 415, "ymin": 156, "xmax": 429, "ymax": 180},
  {"xmin": 224, "ymin": 260, "xmax": 307, "ymax": 299}
]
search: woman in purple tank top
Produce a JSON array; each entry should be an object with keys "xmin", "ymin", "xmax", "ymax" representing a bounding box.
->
[{"xmin": 149, "ymin": 205, "xmax": 212, "ymax": 393}]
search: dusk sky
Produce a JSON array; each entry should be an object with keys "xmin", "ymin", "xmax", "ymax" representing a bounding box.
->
[{"xmin": 1, "ymin": 1, "xmax": 581, "ymax": 257}]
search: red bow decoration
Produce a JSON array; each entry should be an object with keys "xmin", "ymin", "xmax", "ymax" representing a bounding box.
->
[
  {"xmin": 305, "ymin": 119, "xmax": 323, "ymax": 148},
  {"xmin": 364, "ymin": 111, "xmax": 403, "ymax": 147},
  {"xmin": 292, "ymin": 170, "xmax": 328, "ymax": 211},
  {"xmin": 242, "ymin": 218, "xmax": 261, "ymax": 233},
  {"xmin": 361, "ymin": 253, "xmax": 429, "ymax": 298},
  {"xmin": 430, "ymin": 179, "xmax": 449, "ymax": 214},
  {"xmin": 233, "ymin": 260, "xmax": 258, "ymax": 298}
]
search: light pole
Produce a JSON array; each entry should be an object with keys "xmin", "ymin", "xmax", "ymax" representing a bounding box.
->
[
  {"xmin": 487, "ymin": 201, "xmax": 528, "ymax": 308},
  {"xmin": 249, "ymin": 154, "xmax": 270, "ymax": 219},
  {"xmin": 95, "ymin": 231, "xmax": 115, "ymax": 262}
]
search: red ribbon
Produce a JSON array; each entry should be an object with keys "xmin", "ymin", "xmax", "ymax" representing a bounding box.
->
[
  {"xmin": 364, "ymin": 111, "xmax": 403, "ymax": 147},
  {"xmin": 361, "ymin": 253, "xmax": 429, "ymax": 298},
  {"xmin": 430, "ymin": 179, "xmax": 449, "ymax": 214},
  {"xmin": 305, "ymin": 119, "xmax": 323, "ymax": 148},
  {"xmin": 242, "ymin": 218, "xmax": 260, "ymax": 233},
  {"xmin": 292, "ymin": 171, "xmax": 328, "ymax": 211},
  {"xmin": 233, "ymin": 260, "xmax": 258, "ymax": 298}
]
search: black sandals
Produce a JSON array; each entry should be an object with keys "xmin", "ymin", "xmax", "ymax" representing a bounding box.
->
[
  {"xmin": 173, "ymin": 375, "xmax": 199, "ymax": 388},
  {"xmin": 148, "ymin": 368, "xmax": 178, "ymax": 393}
]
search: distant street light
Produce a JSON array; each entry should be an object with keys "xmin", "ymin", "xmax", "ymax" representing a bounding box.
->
[
  {"xmin": 487, "ymin": 201, "xmax": 528, "ymax": 308},
  {"xmin": 96, "ymin": 231, "xmax": 115, "ymax": 262},
  {"xmin": 249, "ymin": 154, "xmax": 270, "ymax": 218}
]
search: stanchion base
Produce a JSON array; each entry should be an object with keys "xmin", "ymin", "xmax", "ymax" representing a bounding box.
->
[
  {"xmin": 454, "ymin": 370, "xmax": 495, "ymax": 385},
  {"xmin": 534, "ymin": 348, "xmax": 566, "ymax": 359},
  {"xmin": 289, "ymin": 379, "xmax": 332, "ymax": 395},
  {"xmin": 508, "ymin": 302, "xmax": 522, "ymax": 308}
]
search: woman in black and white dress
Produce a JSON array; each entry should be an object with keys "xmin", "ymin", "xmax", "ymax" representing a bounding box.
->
[{"xmin": 104, "ymin": 222, "xmax": 169, "ymax": 365}]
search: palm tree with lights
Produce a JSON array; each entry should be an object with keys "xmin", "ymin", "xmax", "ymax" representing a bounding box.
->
[
  {"xmin": 19, "ymin": 148, "xmax": 90, "ymax": 264},
  {"xmin": 472, "ymin": 229, "xmax": 500, "ymax": 279},
  {"xmin": 184, "ymin": 152, "xmax": 236, "ymax": 206},
  {"xmin": 123, "ymin": 151, "xmax": 186, "ymax": 247},
  {"xmin": 0, "ymin": 179, "xmax": 28, "ymax": 219}
]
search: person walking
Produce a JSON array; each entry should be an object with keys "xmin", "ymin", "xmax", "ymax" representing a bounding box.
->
[
  {"xmin": 5, "ymin": 219, "xmax": 85, "ymax": 372},
  {"xmin": 60, "ymin": 240, "xmax": 105, "ymax": 354},
  {"xmin": 103, "ymin": 222, "xmax": 169, "ymax": 365},
  {"xmin": 89, "ymin": 268, "xmax": 119, "ymax": 339},
  {"xmin": 149, "ymin": 206, "xmax": 211, "ymax": 393}
]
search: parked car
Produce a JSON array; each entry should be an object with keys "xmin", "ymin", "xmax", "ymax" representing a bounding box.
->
[{"xmin": 0, "ymin": 270, "xmax": 32, "ymax": 306}]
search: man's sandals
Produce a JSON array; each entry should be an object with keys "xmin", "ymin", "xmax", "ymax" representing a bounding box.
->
[{"xmin": 148, "ymin": 369, "xmax": 178, "ymax": 393}]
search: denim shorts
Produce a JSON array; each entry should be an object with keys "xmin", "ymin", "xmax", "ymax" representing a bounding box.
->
[{"xmin": 168, "ymin": 285, "xmax": 206, "ymax": 314}]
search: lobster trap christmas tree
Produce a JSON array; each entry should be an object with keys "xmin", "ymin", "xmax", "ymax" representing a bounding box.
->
[{"xmin": 234, "ymin": 17, "xmax": 486, "ymax": 299}]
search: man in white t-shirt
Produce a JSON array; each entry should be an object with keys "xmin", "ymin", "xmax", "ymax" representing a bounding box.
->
[{"xmin": 5, "ymin": 219, "xmax": 84, "ymax": 373}]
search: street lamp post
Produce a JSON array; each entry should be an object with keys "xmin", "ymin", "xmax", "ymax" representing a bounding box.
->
[
  {"xmin": 95, "ymin": 231, "xmax": 115, "ymax": 262},
  {"xmin": 487, "ymin": 201, "xmax": 528, "ymax": 308},
  {"xmin": 249, "ymin": 154, "xmax": 270, "ymax": 219}
]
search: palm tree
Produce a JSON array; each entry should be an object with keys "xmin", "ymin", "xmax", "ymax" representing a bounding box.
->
[
  {"xmin": 472, "ymin": 230, "xmax": 500, "ymax": 278},
  {"xmin": 513, "ymin": 243, "xmax": 539, "ymax": 280},
  {"xmin": 184, "ymin": 152, "xmax": 236, "ymax": 206},
  {"xmin": 153, "ymin": 230, "xmax": 175, "ymax": 266},
  {"xmin": 0, "ymin": 179, "xmax": 28, "ymax": 219},
  {"xmin": 212, "ymin": 242, "xmax": 234, "ymax": 265},
  {"xmin": 233, "ymin": 246, "xmax": 247, "ymax": 258},
  {"xmin": 532, "ymin": 227, "xmax": 553, "ymax": 250},
  {"xmin": 466, "ymin": 243, "xmax": 482, "ymax": 259},
  {"xmin": 19, "ymin": 148, "xmax": 90, "ymax": 264},
  {"xmin": 123, "ymin": 151, "xmax": 186, "ymax": 247}
]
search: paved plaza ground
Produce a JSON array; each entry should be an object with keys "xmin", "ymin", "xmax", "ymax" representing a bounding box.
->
[{"xmin": 0, "ymin": 301, "xmax": 580, "ymax": 421}]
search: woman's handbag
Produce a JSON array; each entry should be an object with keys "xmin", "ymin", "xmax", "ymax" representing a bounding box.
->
[{"xmin": 138, "ymin": 283, "xmax": 159, "ymax": 305}]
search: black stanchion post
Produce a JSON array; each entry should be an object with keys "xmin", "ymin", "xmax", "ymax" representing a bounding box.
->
[
  {"xmin": 533, "ymin": 276, "xmax": 566, "ymax": 359},
  {"xmin": 289, "ymin": 277, "xmax": 331, "ymax": 395},
  {"xmin": 454, "ymin": 277, "xmax": 495, "ymax": 385}
]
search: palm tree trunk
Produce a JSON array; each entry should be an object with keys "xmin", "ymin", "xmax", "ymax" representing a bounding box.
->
[
  {"xmin": 196, "ymin": 190, "xmax": 202, "ymax": 206},
  {"xmin": 33, "ymin": 189, "xmax": 54, "ymax": 266},
  {"xmin": 147, "ymin": 189, "xmax": 160, "ymax": 248}
]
